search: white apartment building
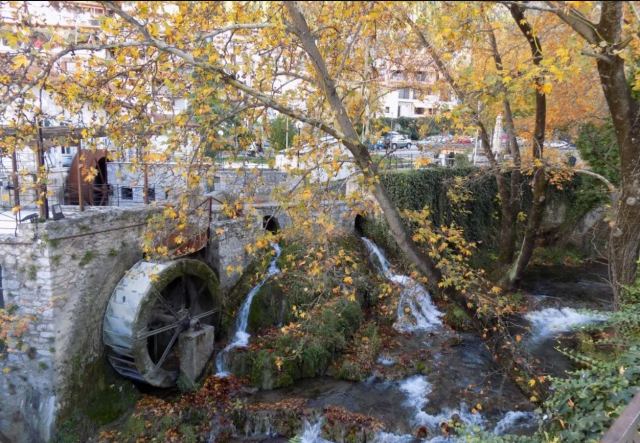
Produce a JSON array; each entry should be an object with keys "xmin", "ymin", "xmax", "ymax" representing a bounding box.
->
[{"xmin": 379, "ymin": 67, "xmax": 457, "ymax": 119}]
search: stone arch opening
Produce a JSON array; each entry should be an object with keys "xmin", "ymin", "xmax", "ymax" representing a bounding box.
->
[
  {"xmin": 263, "ymin": 215, "xmax": 279, "ymax": 234},
  {"xmin": 354, "ymin": 214, "xmax": 366, "ymax": 235}
]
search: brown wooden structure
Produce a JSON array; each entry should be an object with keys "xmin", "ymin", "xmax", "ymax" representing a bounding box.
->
[{"xmin": 64, "ymin": 149, "xmax": 109, "ymax": 206}]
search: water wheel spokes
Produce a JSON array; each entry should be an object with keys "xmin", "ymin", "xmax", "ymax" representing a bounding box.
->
[
  {"xmin": 103, "ymin": 259, "xmax": 221, "ymax": 387},
  {"xmin": 137, "ymin": 321, "xmax": 181, "ymax": 340},
  {"xmin": 150, "ymin": 285, "xmax": 181, "ymax": 319},
  {"xmin": 192, "ymin": 309, "xmax": 217, "ymax": 322},
  {"xmin": 154, "ymin": 328, "xmax": 181, "ymax": 370}
]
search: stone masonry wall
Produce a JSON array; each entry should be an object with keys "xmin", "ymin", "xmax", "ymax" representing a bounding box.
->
[
  {"xmin": 0, "ymin": 207, "xmax": 154, "ymax": 443},
  {"xmin": 0, "ymin": 225, "xmax": 57, "ymax": 443},
  {"xmin": 0, "ymin": 198, "xmax": 349, "ymax": 442},
  {"xmin": 208, "ymin": 216, "xmax": 262, "ymax": 290}
]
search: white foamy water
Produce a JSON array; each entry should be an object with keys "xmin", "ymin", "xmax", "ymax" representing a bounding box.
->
[
  {"xmin": 300, "ymin": 419, "xmax": 334, "ymax": 443},
  {"xmin": 493, "ymin": 410, "xmax": 538, "ymax": 435},
  {"xmin": 216, "ymin": 243, "xmax": 282, "ymax": 375},
  {"xmin": 372, "ymin": 432, "xmax": 415, "ymax": 443},
  {"xmin": 361, "ymin": 237, "xmax": 443, "ymax": 332},
  {"xmin": 399, "ymin": 375, "xmax": 432, "ymax": 417},
  {"xmin": 525, "ymin": 307, "xmax": 607, "ymax": 342},
  {"xmin": 417, "ymin": 403, "xmax": 485, "ymax": 431},
  {"xmin": 377, "ymin": 354, "xmax": 396, "ymax": 366}
]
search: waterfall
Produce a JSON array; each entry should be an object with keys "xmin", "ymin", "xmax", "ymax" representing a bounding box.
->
[
  {"xmin": 300, "ymin": 419, "xmax": 333, "ymax": 443},
  {"xmin": 361, "ymin": 237, "xmax": 442, "ymax": 332},
  {"xmin": 398, "ymin": 375, "xmax": 484, "ymax": 431},
  {"xmin": 525, "ymin": 307, "xmax": 607, "ymax": 343},
  {"xmin": 216, "ymin": 243, "xmax": 282, "ymax": 375}
]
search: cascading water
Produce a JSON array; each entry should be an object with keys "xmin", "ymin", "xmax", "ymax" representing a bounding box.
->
[
  {"xmin": 361, "ymin": 237, "xmax": 442, "ymax": 332},
  {"xmin": 368, "ymin": 374, "xmax": 530, "ymax": 442},
  {"xmin": 300, "ymin": 419, "xmax": 333, "ymax": 443},
  {"xmin": 525, "ymin": 307, "xmax": 607, "ymax": 343},
  {"xmin": 493, "ymin": 411, "xmax": 538, "ymax": 436},
  {"xmin": 398, "ymin": 375, "xmax": 484, "ymax": 431},
  {"xmin": 216, "ymin": 243, "xmax": 282, "ymax": 375}
]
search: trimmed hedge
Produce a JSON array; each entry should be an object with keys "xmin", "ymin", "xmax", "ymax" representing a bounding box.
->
[
  {"xmin": 379, "ymin": 167, "xmax": 609, "ymax": 248},
  {"xmin": 380, "ymin": 167, "xmax": 500, "ymax": 245}
]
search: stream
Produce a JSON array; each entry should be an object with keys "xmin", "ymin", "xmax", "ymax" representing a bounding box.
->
[{"xmin": 219, "ymin": 239, "xmax": 611, "ymax": 442}]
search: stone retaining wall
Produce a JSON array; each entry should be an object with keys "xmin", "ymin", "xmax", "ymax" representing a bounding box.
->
[{"xmin": 0, "ymin": 207, "xmax": 152, "ymax": 443}]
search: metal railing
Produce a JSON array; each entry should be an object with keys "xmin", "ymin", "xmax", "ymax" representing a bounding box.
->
[
  {"xmin": 0, "ymin": 183, "xmax": 175, "ymax": 210},
  {"xmin": 375, "ymin": 152, "xmax": 459, "ymax": 171},
  {"xmin": 601, "ymin": 391, "xmax": 640, "ymax": 443}
]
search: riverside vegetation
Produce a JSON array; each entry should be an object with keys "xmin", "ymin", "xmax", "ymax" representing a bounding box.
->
[
  {"xmin": 85, "ymin": 166, "xmax": 626, "ymax": 443},
  {"xmin": 4, "ymin": 2, "xmax": 640, "ymax": 442}
]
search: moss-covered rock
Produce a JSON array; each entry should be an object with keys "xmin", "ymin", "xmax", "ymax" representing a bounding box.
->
[
  {"xmin": 247, "ymin": 280, "xmax": 286, "ymax": 333},
  {"xmin": 330, "ymin": 321, "xmax": 381, "ymax": 381},
  {"xmin": 444, "ymin": 305, "xmax": 474, "ymax": 331},
  {"xmin": 222, "ymin": 234, "xmax": 386, "ymax": 389}
]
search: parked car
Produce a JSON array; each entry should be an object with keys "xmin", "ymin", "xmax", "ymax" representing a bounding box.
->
[
  {"xmin": 384, "ymin": 132, "xmax": 412, "ymax": 150},
  {"xmin": 366, "ymin": 139, "xmax": 385, "ymax": 151}
]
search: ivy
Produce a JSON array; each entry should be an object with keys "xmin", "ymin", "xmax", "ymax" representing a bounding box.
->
[
  {"xmin": 380, "ymin": 168, "xmax": 609, "ymax": 250},
  {"xmin": 380, "ymin": 167, "xmax": 499, "ymax": 245},
  {"xmin": 575, "ymin": 120, "xmax": 620, "ymax": 186}
]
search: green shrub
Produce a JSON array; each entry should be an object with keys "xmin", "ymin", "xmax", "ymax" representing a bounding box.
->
[
  {"xmin": 122, "ymin": 415, "xmax": 145, "ymax": 439},
  {"xmin": 544, "ymin": 346, "xmax": 640, "ymax": 442},
  {"xmin": 575, "ymin": 120, "xmax": 620, "ymax": 185},
  {"xmin": 540, "ymin": 274, "xmax": 640, "ymax": 442}
]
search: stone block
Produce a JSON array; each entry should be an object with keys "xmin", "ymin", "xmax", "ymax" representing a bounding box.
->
[{"xmin": 178, "ymin": 325, "xmax": 215, "ymax": 384}]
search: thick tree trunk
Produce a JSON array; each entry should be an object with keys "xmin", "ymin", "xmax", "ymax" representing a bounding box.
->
[
  {"xmin": 503, "ymin": 4, "xmax": 547, "ymax": 288},
  {"xmin": 505, "ymin": 169, "xmax": 546, "ymax": 286},
  {"xmin": 609, "ymin": 176, "xmax": 640, "ymax": 304},
  {"xmin": 597, "ymin": 57, "xmax": 640, "ymax": 306},
  {"xmin": 548, "ymin": 0, "xmax": 640, "ymax": 307},
  {"xmin": 484, "ymin": 15, "xmax": 522, "ymax": 264},
  {"xmin": 593, "ymin": 3, "xmax": 640, "ymax": 306}
]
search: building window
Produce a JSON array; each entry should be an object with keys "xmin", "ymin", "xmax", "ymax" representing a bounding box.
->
[
  {"xmin": 391, "ymin": 71, "xmax": 403, "ymax": 80},
  {"xmin": 61, "ymin": 146, "xmax": 72, "ymax": 154},
  {"xmin": 384, "ymin": 106, "xmax": 390, "ymax": 114},
  {"xmin": 121, "ymin": 187, "xmax": 133, "ymax": 200},
  {"xmin": 399, "ymin": 88, "xmax": 412, "ymax": 100},
  {"xmin": 417, "ymin": 72, "xmax": 426, "ymax": 82},
  {"xmin": 146, "ymin": 187, "xmax": 155, "ymax": 201},
  {"xmin": 415, "ymin": 107, "xmax": 425, "ymax": 115}
]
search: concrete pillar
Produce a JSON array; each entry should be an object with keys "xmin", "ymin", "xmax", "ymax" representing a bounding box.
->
[{"xmin": 179, "ymin": 325, "xmax": 215, "ymax": 384}]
